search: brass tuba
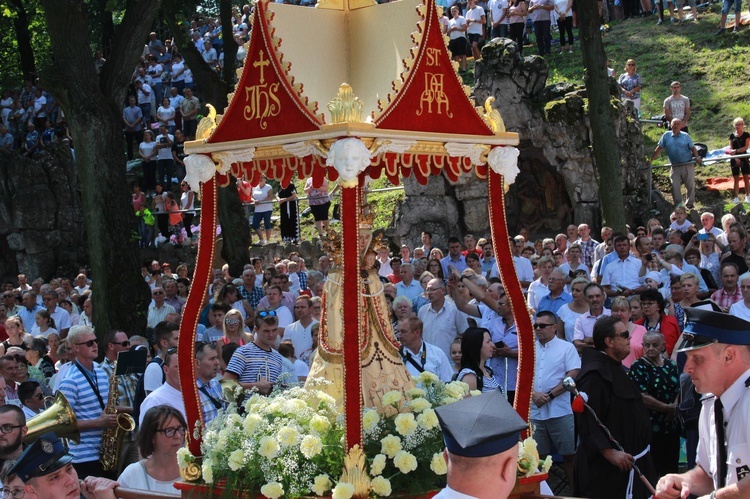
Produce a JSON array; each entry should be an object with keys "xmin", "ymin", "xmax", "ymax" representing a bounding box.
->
[
  {"xmin": 100, "ymin": 362, "xmax": 137, "ymax": 471},
  {"xmin": 24, "ymin": 391, "xmax": 80, "ymax": 444}
]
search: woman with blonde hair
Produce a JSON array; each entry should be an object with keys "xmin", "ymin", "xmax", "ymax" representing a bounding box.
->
[
  {"xmin": 215, "ymin": 308, "xmax": 252, "ymax": 371},
  {"xmin": 0, "ymin": 316, "xmax": 32, "ymax": 356}
]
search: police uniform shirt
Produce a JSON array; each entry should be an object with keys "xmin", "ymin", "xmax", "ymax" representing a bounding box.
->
[{"xmin": 696, "ymin": 368, "xmax": 750, "ymax": 488}]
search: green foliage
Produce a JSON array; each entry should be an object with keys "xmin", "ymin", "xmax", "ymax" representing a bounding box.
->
[
  {"xmin": 0, "ymin": 0, "xmax": 49, "ymax": 86},
  {"xmin": 545, "ymin": 5, "xmax": 750, "ymax": 153}
]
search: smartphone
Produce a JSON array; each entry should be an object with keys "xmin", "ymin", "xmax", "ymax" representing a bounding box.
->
[
  {"xmin": 494, "ymin": 341, "xmax": 505, "ymax": 349},
  {"xmin": 696, "ymin": 233, "xmax": 709, "ymax": 241},
  {"xmin": 644, "ymin": 254, "xmax": 652, "ymax": 261}
]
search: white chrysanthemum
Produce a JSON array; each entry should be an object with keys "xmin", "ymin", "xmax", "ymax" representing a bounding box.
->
[
  {"xmin": 260, "ymin": 482, "xmax": 284, "ymax": 499},
  {"xmin": 381, "ymin": 390, "xmax": 402, "ymax": 406},
  {"xmin": 363, "ymin": 409, "xmax": 380, "ymax": 432},
  {"xmin": 416, "ymin": 408, "xmax": 439, "ymax": 430},
  {"xmin": 542, "ymin": 455, "xmax": 553, "ymax": 473},
  {"xmin": 430, "ymin": 452, "xmax": 447, "ymax": 475},
  {"xmin": 176, "ymin": 447, "xmax": 192, "ymax": 469},
  {"xmin": 311, "ymin": 474, "xmax": 332, "ymax": 496},
  {"xmin": 408, "ymin": 397, "xmax": 432, "ymax": 413},
  {"xmin": 300, "ymin": 434, "xmax": 323, "ymax": 458},
  {"xmin": 258, "ymin": 436, "xmax": 280, "ymax": 459},
  {"xmin": 227, "ymin": 449, "xmax": 244, "ymax": 471},
  {"xmin": 370, "ymin": 453, "xmax": 387, "ymax": 476},
  {"xmin": 393, "ymin": 450, "xmax": 418, "ymax": 474},
  {"xmin": 331, "ymin": 482, "xmax": 355, "ymax": 499},
  {"xmin": 394, "ymin": 413, "xmax": 418, "ymax": 437},
  {"xmin": 201, "ymin": 460, "xmax": 213, "ymax": 484},
  {"xmin": 371, "ymin": 476, "xmax": 392, "ymax": 497},
  {"xmin": 278, "ymin": 426, "xmax": 299, "ymax": 447},
  {"xmin": 380, "ymin": 435, "xmax": 402, "ymax": 458},
  {"xmin": 230, "ymin": 413, "xmax": 243, "ymax": 425},
  {"xmin": 310, "ymin": 414, "xmax": 331, "ymax": 433}
]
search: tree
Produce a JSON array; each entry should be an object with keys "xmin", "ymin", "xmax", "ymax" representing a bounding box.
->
[
  {"xmin": 163, "ymin": 0, "xmax": 251, "ymax": 277},
  {"xmin": 578, "ymin": 0, "xmax": 626, "ymax": 234},
  {"xmin": 4, "ymin": 0, "xmax": 36, "ymax": 80},
  {"xmin": 40, "ymin": 0, "xmax": 159, "ymax": 336}
]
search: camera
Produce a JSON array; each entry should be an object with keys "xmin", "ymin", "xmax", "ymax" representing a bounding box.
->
[
  {"xmin": 494, "ymin": 341, "xmax": 505, "ymax": 349},
  {"xmin": 645, "ymin": 254, "xmax": 652, "ymax": 261}
]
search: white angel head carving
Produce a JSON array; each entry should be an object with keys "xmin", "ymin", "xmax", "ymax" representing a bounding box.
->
[
  {"xmin": 183, "ymin": 154, "xmax": 217, "ymax": 194},
  {"xmin": 326, "ymin": 138, "xmax": 371, "ymax": 187},
  {"xmin": 487, "ymin": 146, "xmax": 521, "ymax": 185}
]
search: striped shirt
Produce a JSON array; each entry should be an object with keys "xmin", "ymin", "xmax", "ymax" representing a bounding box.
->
[
  {"xmin": 59, "ymin": 361, "xmax": 109, "ymax": 463},
  {"xmin": 197, "ymin": 378, "xmax": 224, "ymax": 425},
  {"xmin": 226, "ymin": 342, "xmax": 283, "ymax": 384}
]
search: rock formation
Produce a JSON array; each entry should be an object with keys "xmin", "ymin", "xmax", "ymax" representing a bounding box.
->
[{"xmin": 389, "ymin": 38, "xmax": 648, "ymax": 249}]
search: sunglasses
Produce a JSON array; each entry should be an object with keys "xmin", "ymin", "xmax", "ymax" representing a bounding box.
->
[
  {"xmin": 613, "ymin": 331, "xmax": 631, "ymax": 339},
  {"xmin": 109, "ymin": 340, "xmax": 131, "ymax": 347},
  {"xmin": 533, "ymin": 323, "xmax": 554, "ymax": 329},
  {"xmin": 34, "ymin": 392, "xmax": 44, "ymax": 400},
  {"xmin": 257, "ymin": 310, "xmax": 277, "ymax": 318},
  {"xmin": 76, "ymin": 339, "xmax": 97, "ymax": 348},
  {"xmin": 225, "ymin": 318, "xmax": 241, "ymax": 326}
]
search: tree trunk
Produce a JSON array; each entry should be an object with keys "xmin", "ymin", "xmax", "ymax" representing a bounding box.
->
[
  {"xmin": 163, "ymin": 0, "xmax": 250, "ymax": 275},
  {"xmin": 40, "ymin": 0, "xmax": 162, "ymax": 338},
  {"xmin": 578, "ymin": 0, "xmax": 626, "ymax": 234},
  {"xmin": 8, "ymin": 0, "xmax": 37, "ymax": 80}
]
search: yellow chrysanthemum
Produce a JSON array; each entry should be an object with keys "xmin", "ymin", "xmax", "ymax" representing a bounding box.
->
[
  {"xmin": 242, "ymin": 413, "xmax": 263, "ymax": 435},
  {"xmin": 300, "ymin": 434, "xmax": 324, "ymax": 458},
  {"xmin": 277, "ymin": 426, "xmax": 299, "ymax": 447},
  {"xmin": 380, "ymin": 434, "xmax": 402, "ymax": 458},
  {"xmin": 227, "ymin": 449, "xmax": 244, "ymax": 471},
  {"xmin": 370, "ymin": 454, "xmax": 387, "ymax": 476},
  {"xmin": 260, "ymin": 482, "xmax": 284, "ymax": 499},
  {"xmin": 416, "ymin": 371, "xmax": 439, "ymax": 385},
  {"xmin": 430, "ymin": 452, "xmax": 447, "ymax": 475},
  {"xmin": 408, "ymin": 397, "xmax": 432, "ymax": 413},
  {"xmin": 406, "ymin": 387, "xmax": 426, "ymax": 399},
  {"xmin": 394, "ymin": 413, "xmax": 418, "ymax": 437},
  {"xmin": 417, "ymin": 409, "xmax": 439, "ymax": 430},
  {"xmin": 258, "ymin": 436, "xmax": 280, "ymax": 459},
  {"xmin": 311, "ymin": 474, "xmax": 332, "ymax": 496},
  {"xmin": 382, "ymin": 390, "xmax": 402, "ymax": 406},
  {"xmin": 363, "ymin": 409, "xmax": 380, "ymax": 432},
  {"xmin": 310, "ymin": 414, "xmax": 331, "ymax": 433},
  {"xmin": 331, "ymin": 482, "xmax": 355, "ymax": 499},
  {"xmin": 393, "ymin": 450, "xmax": 418, "ymax": 474},
  {"xmin": 371, "ymin": 476, "xmax": 392, "ymax": 497}
]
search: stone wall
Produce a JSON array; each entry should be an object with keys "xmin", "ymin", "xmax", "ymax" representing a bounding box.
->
[
  {"xmin": 0, "ymin": 144, "xmax": 87, "ymax": 283},
  {"xmin": 390, "ymin": 39, "xmax": 649, "ymax": 249}
]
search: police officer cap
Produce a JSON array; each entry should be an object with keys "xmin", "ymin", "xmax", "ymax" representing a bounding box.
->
[
  {"xmin": 435, "ymin": 390, "xmax": 527, "ymax": 458},
  {"xmin": 677, "ymin": 307, "xmax": 750, "ymax": 352},
  {"xmin": 9, "ymin": 432, "xmax": 72, "ymax": 482}
]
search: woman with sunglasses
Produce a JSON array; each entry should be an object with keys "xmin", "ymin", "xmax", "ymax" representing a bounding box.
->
[
  {"xmin": 216, "ymin": 308, "xmax": 252, "ymax": 371},
  {"xmin": 118, "ymin": 405, "xmax": 185, "ymax": 494}
]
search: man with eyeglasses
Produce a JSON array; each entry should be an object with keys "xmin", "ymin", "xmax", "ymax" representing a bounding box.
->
[
  {"xmin": 536, "ymin": 268, "xmax": 572, "ymax": 316},
  {"xmin": 138, "ymin": 348, "xmax": 185, "ymax": 426},
  {"xmin": 0, "ymin": 405, "xmax": 26, "ymax": 471},
  {"xmin": 418, "ymin": 279, "xmax": 459, "ymax": 359},
  {"xmin": 147, "ymin": 287, "xmax": 176, "ymax": 329},
  {"xmin": 224, "ymin": 313, "xmax": 283, "ymax": 395},
  {"xmin": 1, "ymin": 293, "xmax": 20, "ymax": 318},
  {"xmin": 58, "ymin": 326, "xmax": 120, "ymax": 479},
  {"xmin": 42, "ymin": 290, "xmax": 70, "ymax": 338},
  {"xmin": 573, "ymin": 315, "xmax": 656, "ymax": 499},
  {"xmin": 17, "ymin": 381, "xmax": 43, "ymax": 420},
  {"xmin": 530, "ymin": 311, "xmax": 580, "ymax": 487},
  {"xmin": 8, "ymin": 431, "xmax": 118, "ymax": 499}
]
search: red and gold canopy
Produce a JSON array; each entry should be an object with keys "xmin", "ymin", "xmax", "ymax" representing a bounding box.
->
[{"xmin": 180, "ymin": 0, "xmax": 530, "ymax": 463}]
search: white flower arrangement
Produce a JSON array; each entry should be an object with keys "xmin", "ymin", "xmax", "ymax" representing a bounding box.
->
[
  {"xmin": 179, "ymin": 373, "xmax": 547, "ymax": 497},
  {"xmin": 517, "ymin": 437, "xmax": 553, "ymax": 478}
]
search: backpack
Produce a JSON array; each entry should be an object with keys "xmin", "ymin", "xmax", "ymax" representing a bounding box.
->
[{"xmin": 133, "ymin": 357, "xmax": 165, "ymax": 425}]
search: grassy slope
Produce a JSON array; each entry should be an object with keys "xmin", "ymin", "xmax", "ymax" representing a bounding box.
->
[{"xmin": 542, "ymin": 6, "xmax": 750, "ymax": 210}]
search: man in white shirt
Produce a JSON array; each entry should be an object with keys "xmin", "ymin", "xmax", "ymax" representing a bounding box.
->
[
  {"xmin": 260, "ymin": 286, "xmax": 293, "ymax": 337},
  {"xmin": 573, "ymin": 283, "xmax": 611, "ymax": 352},
  {"xmin": 601, "ymin": 235, "xmax": 644, "ymax": 298},
  {"xmin": 698, "ymin": 211, "xmax": 724, "ymax": 238},
  {"xmin": 134, "ymin": 80, "xmax": 152, "ymax": 121},
  {"xmin": 418, "ymin": 279, "xmax": 459, "ymax": 358},
  {"xmin": 397, "ymin": 317, "xmax": 453, "ymax": 382},
  {"xmin": 488, "ymin": 0, "xmax": 509, "ymax": 38},
  {"xmin": 282, "ymin": 296, "xmax": 318, "ymax": 365},
  {"xmin": 530, "ymin": 311, "xmax": 580, "ymax": 487},
  {"xmin": 42, "ymin": 290, "xmax": 71, "ymax": 337},
  {"xmin": 147, "ymin": 287, "xmax": 176, "ymax": 328},
  {"xmin": 728, "ymin": 273, "xmax": 750, "ymax": 321},
  {"xmin": 139, "ymin": 348, "xmax": 185, "ymax": 426}
]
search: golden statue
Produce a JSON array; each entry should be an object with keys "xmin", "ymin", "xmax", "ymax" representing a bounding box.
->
[{"xmin": 305, "ymin": 202, "xmax": 414, "ymax": 409}]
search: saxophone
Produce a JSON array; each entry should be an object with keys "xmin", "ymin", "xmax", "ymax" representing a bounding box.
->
[{"xmin": 100, "ymin": 362, "xmax": 137, "ymax": 471}]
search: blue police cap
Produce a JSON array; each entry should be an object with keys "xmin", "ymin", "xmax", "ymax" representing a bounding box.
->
[
  {"xmin": 435, "ymin": 390, "xmax": 527, "ymax": 458},
  {"xmin": 676, "ymin": 307, "xmax": 750, "ymax": 352},
  {"xmin": 8, "ymin": 432, "xmax": 72, "ymax": 482}
]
